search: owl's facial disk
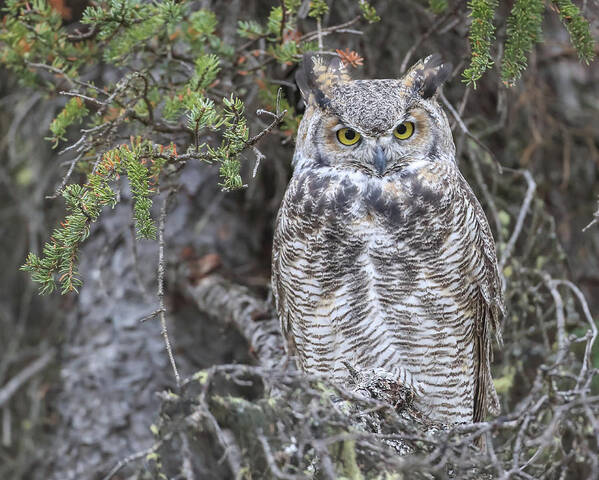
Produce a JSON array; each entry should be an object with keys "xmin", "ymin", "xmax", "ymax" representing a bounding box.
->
[
  {"xmin": 315, "ymin": 102, "xmax": 450, "ymax": 177},
  {"xmin": 294, "ymin": 53, "xmax": 455, "ymax": 175}
]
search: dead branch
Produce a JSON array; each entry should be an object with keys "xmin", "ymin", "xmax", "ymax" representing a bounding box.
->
[
  {"xmin": 183, "ymin": 274, "xmax": 284, "ymax": 369},
  {"xmin": 158, "ymin": 188, "xmax": 180, "ymax": 388},
  {"xmin": 500, "ymin": 169, "xmax": 536, "ymax": 269},
  {"xmin": 0, "ymin": 349, "xmax": 55, "ymax": 408}
]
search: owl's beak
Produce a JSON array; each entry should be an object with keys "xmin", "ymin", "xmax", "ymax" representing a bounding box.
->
[{"xmin": 373, "ymin": 146, "xmax": 387, "ymax": 175}]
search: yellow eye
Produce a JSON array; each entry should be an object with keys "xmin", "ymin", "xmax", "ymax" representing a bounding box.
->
[
  {"xmin": 394, "ymin": 121, "xmax": 414, "ymax": 140},
  {"xmin": 336, "ymin": 128, "xmax": 361, "ymax": 146}
]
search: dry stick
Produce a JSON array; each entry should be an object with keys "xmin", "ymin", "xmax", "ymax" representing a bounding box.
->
[
  {"xmin": 457, "ymin": 87, "xmax": 471, "ymax": 118},
  {"xmin": 510, "ymin": 393, "xmax": 549, "ymax": 476},
  {"xmin": 58, "ymin": 133, "xmax": 88, "ymax": 156},
  {"xmin": 298, "ymin": 16, "xmax": 361, "ymax": 43},
  {"xmin": 467, "ymin": 144, "xmax": 504, "ymax": 243},
  {"xmin": 542, "ymin": 274, "xmax": 568, "ymax": 365},
  {"xmin": 101, "ymin": 436, "xmax": 168, "ymax": 480},
  {"xmin": 522, "ymin": 397, "xmax": 596, "ymax": 476},
  {"xmin": 189, "ymin": 405, "xmax": 244, "ymax": 477},
  {"xmin": 220, "ymin": 429, "xmax": 244, "ymax": 478},
  {"xmin": 179, "ymin": 431, "xmax": 196, "ymax": 480},
  {"xmin": 499, "ymin": 169, "xmax": 536, "ymax": 269},
  {"xmin": 26, "ymin": 61, "xmax": 106, "ymax": 96},
  {"xmin": 25, "ymin": 62, "xmax": 76, "ymax": 89},
  {"xmin": 439, "ymin": 91, "xmax": 504, "ymax": 239},
  {"xmin": 400, "ymin": 2, "xmax": 461, "ymax": 73},
  {"xmin": 317, "ymin": 448, "xmax": 337, "ymax": 480},
  {"xmin": 258, "ymin": 429, "xmax": 307, "ymax": 480},
  {"xmin": 485, "ymin": 430, "xmax": 506, "ymax": 478},
  {"xmin": 0, "ymin": 349, "xmax": 55, "ymax": 408},
  {"xmin": 553, "ymin": 279, "xmax": 597, "ymax": 385},
  {"xmin": 518, "ymin": 444, "xmax": 548, "ymax": 474},
  {"xmin": 138, "ymin": 308, "xmax": 163, "ymax": 323},
  {"xmin": 583, "ymin": 398, "xmax": 599, "ymax": 460},
  {"xmin": 252, "ymin": 146, "xmax": 266, "ymax": 178},
  {"xmin": 247, "ymin": 108, "xmax": 287, "ymax": 147},
  {"xmin": 158, "ymin": 189, "xmax": 180, "ymax": 388},
  {"xmin": 184, "ymin": 275, "xmax": 284, "ymax": 369},
  {"xmin": 46, "ymin": 152, "xmax": 84, "ymax": 200},
  {"xmin": 189, "ymin": 368, "xmax": 246, "ymax": 478},
  {"xmin": 59, "ymin": 90, "xmax": 106, "ymax": 106},
  {"xmin": 583, "ymin": 217, "xmax": 598, "ymax": 232},
  {"xmin": 46, "ymin": 132, "xmax": 90, "ymax": 200},
  {"xmin": 316, "ymin": 17, "xmax": 323, "ymax": 51},
  {"xmin": 582, "ymin": 203, "xmax": 599, "ymax": 232},
  {"xmin": 439, "ymin": 90, "xmax": 503, "ymax": 174}
]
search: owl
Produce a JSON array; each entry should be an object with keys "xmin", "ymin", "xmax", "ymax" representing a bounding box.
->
[{"xmin": 271, "ymin": 54, "xmax": 504, "ymax": 425}]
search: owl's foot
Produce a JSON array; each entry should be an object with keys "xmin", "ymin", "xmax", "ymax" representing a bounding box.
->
[{"xmin": 343, "ymin": 363, "xmax": 424, "ymax": 412}]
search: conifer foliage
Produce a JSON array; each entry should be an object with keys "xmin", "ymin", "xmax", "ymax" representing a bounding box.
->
[
  {"xmin": 463, "ymin": 0, "xmax": 595, "ymax": 86},
  {"xmin": 1, "ymin": 0, "xmax": 335, "ymax": 293}
]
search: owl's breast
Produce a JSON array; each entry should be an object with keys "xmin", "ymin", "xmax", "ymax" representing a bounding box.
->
[
  {"xmin": 286, "ymin": 163, "xmax": 454, "ymax": 247},
  {"xmin": 279, "ymin": 167, "xmax": 459, "ymax": 306}
]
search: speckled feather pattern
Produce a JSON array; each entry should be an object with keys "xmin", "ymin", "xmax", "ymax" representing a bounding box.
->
[{"xmin": 273, "ymin": 55, "xmax": 503, "ymax": 424}]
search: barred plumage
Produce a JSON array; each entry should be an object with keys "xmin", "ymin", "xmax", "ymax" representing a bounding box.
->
[{"xmin": 272, "ymin": 55, "xmax": 504, "ymax": 424}]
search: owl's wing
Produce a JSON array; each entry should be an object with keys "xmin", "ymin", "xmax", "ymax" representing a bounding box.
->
[
  {"xmin": 271, "ymin": 205, "xmax": 299, "ymax": 357},
  {"xmin": 271, "ymin": 209, "xmax": 285, "ymax": 340},
  {"xmin": 457, "ymin": 172, "xmax": 505, "ymax": 422}
]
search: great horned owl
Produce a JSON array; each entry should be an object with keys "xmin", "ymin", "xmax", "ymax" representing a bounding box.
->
[{"xmin": 271, "ymin": 54, "xmax": 504, "ymax": 424}]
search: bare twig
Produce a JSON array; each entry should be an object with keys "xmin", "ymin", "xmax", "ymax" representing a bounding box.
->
[
  {"xmin": 499, "ymin": 169, "xmax": 536, "ymax": 269},
  {"xmin": 582, "ymin": 200, "xmax": 599, "ymax": 232},
  {"xmin": 157, "ymin": 189, "xmax": 180, "ymax": 388},
  {"xmin": 552, "ymin": 279, "xmax": 597, "ymax": 385},
  {"xmin": 246, "ymin": 107, "xmax": 287, "ymax": 147},
  {"xmin": 299, "ymin": 16, "xmax": 361, "ymax": 43},
  {"xmin": 45, "ymin": 152, "xmax": 84, "ymax": 200},
  {"xmin": 258, "ymin": 429, "xmax": 307, "ymax": 480},
  {"xmin": 400, "ymin": 2, "xmax": 461, "ymax": 73},
  {"xmin": 179, "ymin": 431, "xmax": 196, "ymax": 480},
  {"xmin": 439, "ymin": 90, "xmax": 503, "ymax": 174},
  {"xmin": 467, "ymin": 146, "xmax": 504, "ymax": 243},
  {"xmin": 101, "ymin": 436, "xmax": 168, "ymax": 480},
  {"xmin": 59, "ymin": 91, "xmax": 105, "ymax": 107},
  {"xmin": 252, "ymin": 146, "xmax": 266, "ymax": 178},
  {"xmin": 0, "ymin": 349, "xmax": 55, "ymax": 408}
]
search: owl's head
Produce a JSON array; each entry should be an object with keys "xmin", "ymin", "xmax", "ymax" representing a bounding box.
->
[{"xmin": 294, "ymin": 54, "xmax": 455, "ymax": 176}]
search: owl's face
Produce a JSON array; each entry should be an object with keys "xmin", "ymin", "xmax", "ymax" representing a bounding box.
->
[{"xmin": 294, "ymin": 55, "xmax": 455, "ymax": 177}]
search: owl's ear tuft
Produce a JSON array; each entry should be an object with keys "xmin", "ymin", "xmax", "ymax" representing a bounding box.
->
[
  {"xmin": 402, "ymin": 54, "xmax": 452, "ymax": 99},
  {"xmin": 296, "ymin": 53, "xmax": 352, "ymax": 109}
]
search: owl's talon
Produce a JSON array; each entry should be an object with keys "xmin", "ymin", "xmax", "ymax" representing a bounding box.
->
[
  {"xmin": 344, "ymin": 365, "xmax": 420, "ymax": 413},
  {"xmin": 341, "ymin": 361, "xmax": 360, "ymax": 380}
]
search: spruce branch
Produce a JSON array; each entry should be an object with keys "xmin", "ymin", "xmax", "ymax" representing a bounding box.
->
[
  {"xmin": 551, "ymin": 0, "xmax": 596, "ymax": 64},
  {"xmin": 20, "ymin": 140, "xmax": 171, "ymax": 293},
  {"xmin": 463, "ymin": 0, "xmax": 499, "ymax": 87},
  {"xmin": 501, "ymin": 0, "xmax": 545, "ymax": 86}
]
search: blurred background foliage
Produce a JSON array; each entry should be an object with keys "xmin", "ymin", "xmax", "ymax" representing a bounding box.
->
[{"xmin": 0, "ymin": 0, "xmax": 598, "ymax": 478}]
